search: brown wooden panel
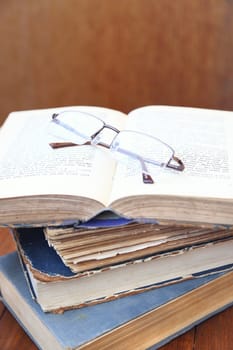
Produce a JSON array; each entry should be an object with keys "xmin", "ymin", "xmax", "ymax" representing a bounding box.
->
[
  {"xmin": 0, "ymin": 308, "xmax": 37, "ymax": 350},
  {"xmin": 0, "ymin": 228, "xmax": 16, "ymax": 255},
  {"xmin": 0, "ymin": 0, "xmax": 232, "ymax": 125},
  {"xmin": 0, "ymin": 302, "xmax": 5, "ymax": 317},
  {"xmin": 194, "ymin": 306, "xmax": 233, "ymax": 350},
  {"xmin": 159, "ymin": 329, "xmax": 195, "ymax": 350}
]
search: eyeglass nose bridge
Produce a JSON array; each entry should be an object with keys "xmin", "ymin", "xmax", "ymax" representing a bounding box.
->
[{"xmin": 90, "ymin": 123, "xmax": 120, "ymax": 148}]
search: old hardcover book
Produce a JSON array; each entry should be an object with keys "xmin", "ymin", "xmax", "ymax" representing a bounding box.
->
[
  {"xmin": 1, "ymin": 252, "xmax": 233, "ymax": 350},
  {"xmin": 0, "ymin": 105, "xmax": 233, "ymax": 226},
  {"xmin": 44, "ymin": 222, "xmax": 233, "ymax": 273},
  {"xmin": 13, "ymin": 227, "xmax": 233, "ymax": 312}
]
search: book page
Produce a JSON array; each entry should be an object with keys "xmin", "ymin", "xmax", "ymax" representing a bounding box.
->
[
  {"xmin": 109, "ymin": 106, "xmax": 233, "ymax": 203},
  {"xmin": 0, "ymin": 106, "xmax": 127, "ymax": 206}
]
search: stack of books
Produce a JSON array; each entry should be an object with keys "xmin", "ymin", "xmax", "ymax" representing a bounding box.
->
[{"xmin": 1, "ymin": 105, "xmax": 233, "ymax": 349}]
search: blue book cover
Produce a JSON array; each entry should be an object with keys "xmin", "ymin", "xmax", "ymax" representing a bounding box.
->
[{"xmin": 1, "ymin": 252, "xmax": 233, "ymax": 350}]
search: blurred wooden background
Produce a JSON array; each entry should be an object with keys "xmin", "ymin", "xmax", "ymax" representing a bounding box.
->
[
  {"xmin": 0, "ymin": 0, "xmax": 233, "ymax": 125},
  {"xmin": 1, "ymin": 2, "xmax": 233, "ymax": 349}
]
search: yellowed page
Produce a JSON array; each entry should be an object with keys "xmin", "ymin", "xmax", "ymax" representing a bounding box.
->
[
  {"xmin": 109, "ymin": 106, "xmax": 233, "ymax": 203},
  {"xmin": 0, "ymin": 106, "xmax": 126, "ymax": 206}
]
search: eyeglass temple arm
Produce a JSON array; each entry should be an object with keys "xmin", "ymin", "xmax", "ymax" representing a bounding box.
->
[
  {"xmin": 49, "ymin": 142, "xmax": 77, "ymax": 149},
  {"xmin": 49, "ymin": 140, "xmax": 110, "ymax": 149},
  {"xmin": 112, "ymin": 145, "xmax": 154, "ymax": 184},
  {"xmin": 142, "ymin": 167, "xmax": 154, "ymax": 184},
  {"xmin": 49, "ymin": 141, "xmax": 154, "ymax": 184}
]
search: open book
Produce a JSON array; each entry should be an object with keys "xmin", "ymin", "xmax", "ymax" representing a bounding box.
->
[{"xmin": 0, "ymin": 105, "xmax": 233, "ymax": 226}]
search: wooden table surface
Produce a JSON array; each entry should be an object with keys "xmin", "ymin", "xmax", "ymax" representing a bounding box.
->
[{"xmin": 1, "ymin": 227, "xmax": 233, "ymax": 350}]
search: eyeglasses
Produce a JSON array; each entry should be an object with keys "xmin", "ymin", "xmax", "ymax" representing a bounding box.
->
[{"xmin": 48, "ymin": 110, "xmax": 184, "ymax": 184}]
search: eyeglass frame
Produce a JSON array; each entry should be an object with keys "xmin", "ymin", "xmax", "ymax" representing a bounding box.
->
[{"xmin": 49, "ymin": 111, "xmax": 185, "ymax": 184}]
